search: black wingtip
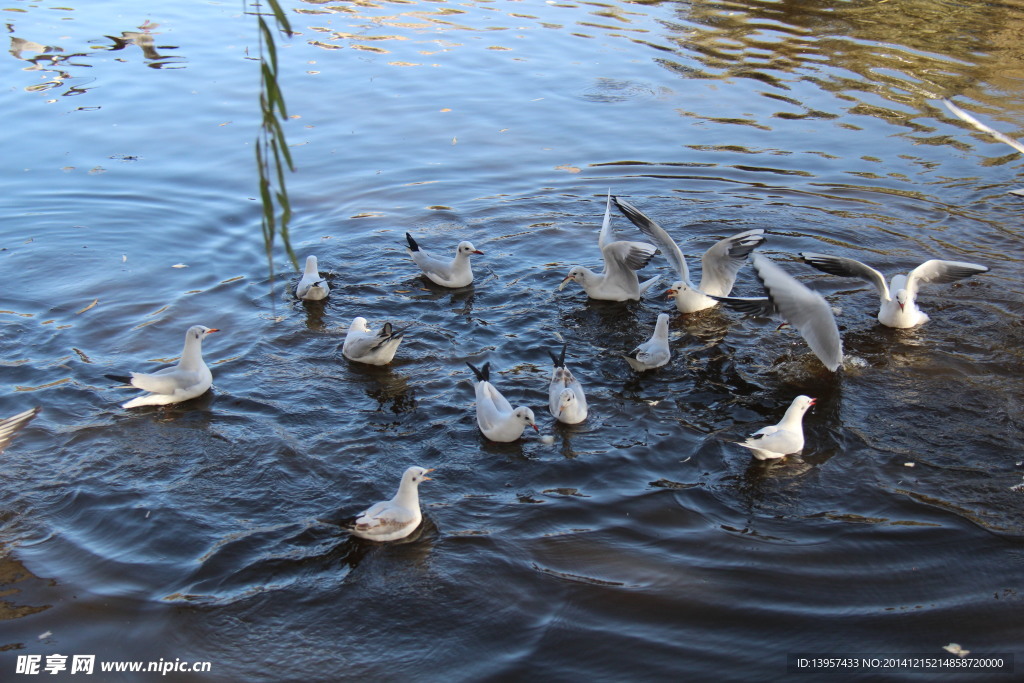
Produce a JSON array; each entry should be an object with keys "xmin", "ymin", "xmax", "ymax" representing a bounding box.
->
[
  {"xmin": 405, "ymin": 232, "xmax": 420, "ymax": 252},
  {"xmin": 104, "ymin": 374, "xmax": 132, "ymax": 384},
  {"xmin": 379, "ymin": 322, "xmax": 394, "ymax": 338},
  {"xmin": 466, "ymin": 361, "xmax": 490, "ymax": 382},
  {"xmin": 548, "ymin": 343, "xmax": 567, "ymax": 368}
]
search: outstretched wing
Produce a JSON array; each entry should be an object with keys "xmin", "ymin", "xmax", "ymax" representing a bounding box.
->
[
  {"xmin": 800, "ymin": 252, "xmax": 891, "ymax": 302},
  {"xmin": 710, "ymin": 294, "xmax": 776, "ymax": 317},
  {"xmin": 699, "ymin": 229, "xmax": 766, "ymax": 297},
  {"xmin": 612, "ymin": 196, "xmax": 690, "ymax": 284},
  {"xmin": 906, "ymin": 259, "xmax": 989, "ymax": 299},
  {"xmin": 754, "ymin": 255, "xmax": 843, "ymax": 372}
]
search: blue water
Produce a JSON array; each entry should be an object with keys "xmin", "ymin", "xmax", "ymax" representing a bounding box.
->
[{"xmin": 2, "ymin": 0, "xmax": 1023, "ymax": 680}]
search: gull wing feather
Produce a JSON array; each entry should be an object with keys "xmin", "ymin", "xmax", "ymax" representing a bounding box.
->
[
  {"xmin": 601, "ymin": 242, "xmax": 659, "ymax": 291},
  {"xmin": 754, "ymin": 255, "xmax": 843, "ymax": 372},
  {"xmin": 0, "ymin": 407, "xmax": 39, "ymax": 454},
  {"xmin": 597, "ymin": 190, "xmax": 615, "ymax": 252},
  {"xmin": 905, "ymin": 259, "xmax": 989, "ymax": 299},
  {"xmin": 130, "ymin": 367, "xmax": 202, "ymax": 395},
  {"xmin": 410, "ymin": 249, "xmax": 454, "ymax": 281},
  {"xmin": 710, "ymin": 295, "xmax": 777, "ymax": 317},
  {"xmin": 800, "ymin": 252, "xmax": 891, "ymax": 302},
  {"xmin": 612, "ymin": 196, "xmax": 690, "ymax": 284},
  {"xmin": 699, "ymin": 229, "xmax": 766, "ymax": 297}
]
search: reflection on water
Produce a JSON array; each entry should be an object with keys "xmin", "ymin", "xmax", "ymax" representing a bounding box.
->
[{"xmin": 7, "ymin": 21, "xmax": 185, "ymax": 99}]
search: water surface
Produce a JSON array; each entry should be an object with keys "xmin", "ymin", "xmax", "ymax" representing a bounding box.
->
[{"xmin": 2, "ymin": 0, "xmax": 1023, "ymax": 680}]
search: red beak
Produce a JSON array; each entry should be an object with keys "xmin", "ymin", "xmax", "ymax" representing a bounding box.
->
[{"xmin": 473, "ymin": 249, "xmax": 484, "ymax": 255}]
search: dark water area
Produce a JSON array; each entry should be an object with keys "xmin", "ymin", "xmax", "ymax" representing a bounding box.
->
[{"xmin": 2, "ymin": 0, "xmax": 1023, "ymax": 680}]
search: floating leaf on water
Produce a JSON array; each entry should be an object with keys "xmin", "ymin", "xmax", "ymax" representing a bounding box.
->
[
  {"xmin": 943, "ymin": 643, "xmax": 970, "ymax": 657},
  {"xmin": 904, "ymin": 462, "xmax": 915, "ymax": 467},
  {"xmin": 171, "ymin": 263, "xmax": 188, "ymax": 268},
  {"xmin": 555, "ymin": 164, "xmax": 581, "ymax": 173},
  {"xmin": 75, "ymin": 299, "xmax": 98, "ymax": 315}
]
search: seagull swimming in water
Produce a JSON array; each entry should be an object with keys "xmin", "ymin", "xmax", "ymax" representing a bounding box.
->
[
  {"xmin": 558, "ymin": 191, "xmax": 660, "ymax": 301},
  {"xmin": 295, "ymin": 255, "xmax": 330, "ymax": 301},
  {"xmin": 346, "ymin": 466, "xmax": 434, "ymax": 542},
  {"xmin": 342, "ymin": 317, "xmax": 409, "ymax": 366},
  {"xmin": 800, "ymin": 252, "xmax": 990, "ymax": 329},
  {"xmin": 612, "ymin": 196, "xmax": 765, "ymax": 313},
  {"xmin": 713, "ymin": 254, "xmax": 844, "ymax": 372},
  {"xmin": 406, "ymin": 232, "xmax": 483, "ymax": 288},
  {"xmin": 734, "ymin": 395, "xmax": 816, "ymax": 460},
  {"xmin": 467, "ymin": 361, "xmax": 538, "ymax": 442},
  {"xmin": 547, "ymin": 344, "xmax": 588, "ymax": 425},
  {"xmin": 0, "ymin": 407, "xmax": 40, "ymax": 454},
  {"xmin": 121, "ymin": 325, "xmax": 220, "ymax": 409},
  {"xmin": 624, "ymin": 313, "xmax": 672, "ymax": 372}
]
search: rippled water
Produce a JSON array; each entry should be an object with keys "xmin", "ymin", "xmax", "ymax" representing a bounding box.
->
[{"xmin": 2, "ymin": 0, "xmax": 1023, "ymax": 680}]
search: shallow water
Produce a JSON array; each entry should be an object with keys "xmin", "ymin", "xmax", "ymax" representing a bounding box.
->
[{"xmin": 2, "ymin": 0, "xmax": 1023, "ymax": 680}]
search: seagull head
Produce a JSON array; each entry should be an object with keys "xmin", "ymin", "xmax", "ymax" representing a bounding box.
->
[
  {"xmin": 666, "ymin": 279, "xmax": 689, "ymax": 300},
  {"xmin": 559, "ymin": 267, "xmax": 585, "ymax": 290},
  {"xmin": 189, "ymin": 325, "xmax": 219, "ymax": 341},
  {"xmin": 405, "ymin": 466, "xmax": 435, "ymax": 485},
  {"xmin": 895, "ymin": 289, "xmax": 909, "ymax": 311},
  {"xmin": 350, "ymin": 316, "xmax": 371, "ymax": 333},
  {"xmin": 557, "ymin": 388, "xmax": 576, "ymax": 415},
  {"xmin": 514, "ymin": 406, "xmax": 539, "ymax": 432},
  {"xmin": 458, "ymin": 241, "xmax": 483, "ymax": 256}
]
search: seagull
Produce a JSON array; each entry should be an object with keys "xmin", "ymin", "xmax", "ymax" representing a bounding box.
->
[
  {"xmin": 734, "ymin": 395, "xmax": 816, "ymax": 460},
  {"xmin": 406, "ymin": 233, "xmax": 482, "ymax": 288},
  {"xmin": 547, "ymin": 344, "xmax": 588, "ymax": 425},
  {"xmin": 295, "ymin": 255, "xmax": 330, "ymax": 301},
  {"xmin": 466, "ymin": 361, "xmax": 538, "ymax": 442},
  {"xmin": 121, "ymin": 325, "xmax": 220, "ymax": 409},
  {"xmin": 558, "ymin": 191, "xmax": 660, "ymax": 301},
  {"xmin": 799, "ymin": 253, "xmax": 990, "ymax": 329},
  {"xmin": 0, "ymin": 407, "xmax": 40, "ymax": 454},
  {"xmin": 713, "ymin": 254, "xmax": 843, "ymax": 372},
  {"xmin": 347, "ymin": 466, "xmax": 435, "ymax": 542},
  {"xmin": 612, "ymin": 196, "xmax": 766, "ymax": 313},
  {"xmin": 342, "ymin": 317, "xmax": 409, "ymax": 366},
  {"xmin": 624, "ymin": 313, "xmax": 671, "ymax": 372}
]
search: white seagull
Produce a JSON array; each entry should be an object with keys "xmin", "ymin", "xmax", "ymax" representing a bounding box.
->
[
  {"xmin": 342, "ymin": 317, "xmax": 409, "ymax": 366},
  {"xmin": 612, "ymin": 196, "xmax": 766, "ymax": 313},
  {"xmin": 547, "ymin": 344, "xmax": 588, "ymax": 425},
  {"xmin": 800, "ymin": 253, "xmax": 990, "ymax": 329},
  {"xmin": 347, "ymin": 466, "xmax": 434, "ymax": 542},
  {"xmin": 624, "ymin": 313, "xmax": 672, "ymax": 372},
  {"xmin": 0, "ymin": 407, "xmax": 40, "ymax": 454},
  {"xmin": 467, "ymin": 362, "xmax": 538, "ymax": 442},
  {"xmin": 734, "ymin": 395, "xmax": 816, "ymax": 460},
  {"xmin": 121, "ymin": 325, "xmax": 220, "ymax": 409},
  {"xmin": 713, "ymin": 254, "xmax": 843, "ymax": 372},
  {"xmin": 558, "ymin": 191, "xmax": 660, "ymax": 301},
  {"xmin": 295, "ymin": 255, "xmax": 330, "ymax": 301},
  {"xmin": 406, "ymin": 232, "xmax": 483, "ymax": 288}
]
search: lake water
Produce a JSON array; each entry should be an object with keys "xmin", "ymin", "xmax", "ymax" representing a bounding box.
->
[{"xmin": 2, "ymin": 0, "xmax": 1023, "ymax": 680}]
